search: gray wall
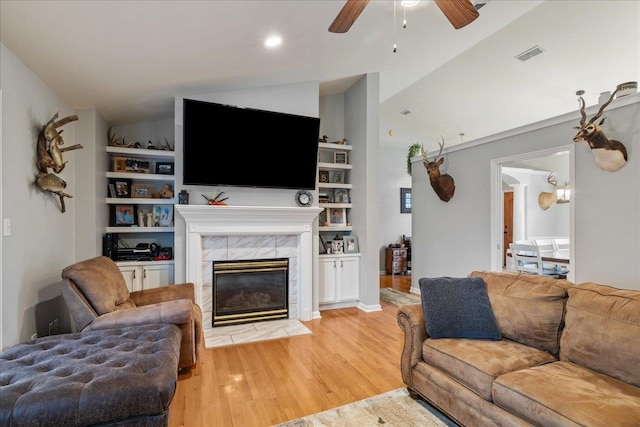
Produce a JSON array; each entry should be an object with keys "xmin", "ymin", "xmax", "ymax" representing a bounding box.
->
[
  {"xmin": 411, "ymin": 95, "xmax": 639, "ymax": 291},
  {"xmin": 1, "ymin": 44, "xmax": 79, "ymax": 348}
]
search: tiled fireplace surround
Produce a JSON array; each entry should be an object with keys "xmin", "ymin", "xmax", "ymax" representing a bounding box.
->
[{"xmin": 174, "ymin": 205, "xmax": 322, "ymax": 331}]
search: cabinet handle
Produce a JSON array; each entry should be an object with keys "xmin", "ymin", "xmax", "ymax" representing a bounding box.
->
[
  {"xmin": 132, "ymin": 270, "xmax": 136, "ymax": 279},
  {"xmin": 333, "ymin": 260, "xmax": 336, "ymax": 269},
  {"xmin": 143, "ymin": 269, "xmax": 147, "ymax": 279},
  {"xmin": 340, "ymin": 260, "xmax": 343, "ymax": 268}
]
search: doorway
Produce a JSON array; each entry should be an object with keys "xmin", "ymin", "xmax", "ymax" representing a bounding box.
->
[{"xmin": 490, "ymin": 145, "xmax": 575, "ymax": 281}]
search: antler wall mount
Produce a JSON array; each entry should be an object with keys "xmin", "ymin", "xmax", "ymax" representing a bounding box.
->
[
  {"xmin": 422, "ymin": 137, "xmax": 455, "ymax": 202},
  {"xmin": 573, "ymin": 87, "xmax": 628, "ymax": 172},
  {"xmin": 35, "ymin": 112, "xmax": 83, "ymax": 212}
]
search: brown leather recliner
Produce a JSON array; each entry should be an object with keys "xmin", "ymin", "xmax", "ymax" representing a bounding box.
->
[{"xmin": 60, "ymin": 256, "xmax": 202, "ymax": 370}]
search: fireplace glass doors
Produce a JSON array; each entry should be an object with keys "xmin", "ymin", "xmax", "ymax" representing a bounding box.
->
[{"xmin": 212, "ymin": 258, "xmax": 289, "ymax": 327}]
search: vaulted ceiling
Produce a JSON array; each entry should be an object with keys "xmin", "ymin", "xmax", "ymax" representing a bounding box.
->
[{"xmin": 1, "ymin": 1, "xmax": 638, "ymax": 146}]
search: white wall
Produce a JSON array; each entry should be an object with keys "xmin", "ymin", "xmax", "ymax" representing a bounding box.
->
[
  {"xmin": 411, "ymin": 95, "xmax": 640, "ymax": 291},
  {"xmin": 1, "ymin": 44, "xmax": 78, "ymax": 348}
]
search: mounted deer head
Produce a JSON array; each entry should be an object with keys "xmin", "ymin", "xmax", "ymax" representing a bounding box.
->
[
  {"xmin": 422, "ymin": 138, "xmax": 455, "ymax": 202},
  {"xmin": 538, "ymin": 172, "xmax": 569, "ymax": 211},
  {"xmin": 573, "ymin": 88, "xmax": 628, "ymax": 172}
]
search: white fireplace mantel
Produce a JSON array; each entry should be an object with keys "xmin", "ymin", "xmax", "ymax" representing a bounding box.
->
[{"xmin": 174, "ymin": 205, "xmax": 322, "ymax": 321}]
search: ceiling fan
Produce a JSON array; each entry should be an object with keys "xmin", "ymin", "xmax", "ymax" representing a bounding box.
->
[{"xmin": 328, "ymin": 0, "xmax": 480, "ymax": 33}]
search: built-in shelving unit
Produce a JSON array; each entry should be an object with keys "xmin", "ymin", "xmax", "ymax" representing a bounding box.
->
[
  {"xmin": 317, "ymin": 142, "xmax": 359, "ymax": 310},
  {"xmin": 105, "ymin": 145, "xmax": 176, "ymax": 286}
]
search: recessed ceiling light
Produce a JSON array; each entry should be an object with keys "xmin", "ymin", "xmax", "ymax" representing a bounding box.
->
[{"xmin": 264, "ymin": 35, "xmax": 282, "ymax": 48}]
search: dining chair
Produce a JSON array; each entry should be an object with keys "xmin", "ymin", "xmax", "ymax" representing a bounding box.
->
[
  {"xmin": 509, "ymin": 243, "xmax": 559, "ymax": 278},
  {"xmin": 553, "ymin": 238, "xmax": 570, "ymax": 251}
]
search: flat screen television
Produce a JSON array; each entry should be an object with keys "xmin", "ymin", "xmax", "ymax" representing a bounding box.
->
[{"xmin": 183, "ymin": 99, "xmax": 320, "ymax": 190}]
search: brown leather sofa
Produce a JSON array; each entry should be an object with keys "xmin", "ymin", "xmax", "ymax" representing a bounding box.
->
[
  {"xmin": 60, "ymin": 256, "xmax": 202, "ymax": 370},
  {"xmin": 397, "ymin": 271, "xmax": 640, "ymax": 426}
]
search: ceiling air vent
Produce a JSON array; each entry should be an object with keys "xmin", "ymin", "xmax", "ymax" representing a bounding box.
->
[
  {"xmin": 400, "ymin": 109, "xmax": 411, "ymax": 115},
  {"xmin": 473, "ymin": 1, "xmax": 487, "ymax": 10},
  {"xmin": 515, "ymin": 46, "xmax": 544, "ymax": 62}
]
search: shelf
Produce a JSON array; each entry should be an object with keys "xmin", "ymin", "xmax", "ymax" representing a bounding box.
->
[
  {"xmin": 106, "ymin": 227, "xmax": 175, "ymax": 233},
  {"xmin": 107, "ymin": 198, "xmax": 177, "ymax": 205},
  {"xmin": 319, "ymin": 226, "xmax": 353, "ymax": 232},
  {"xmin": 318, "ymin": 183, "xmax": 352, "ymax": 190},
  {"xmin": 107, "ymin": 172, "xmax": 175, "ymax": 181},
  {"xmin": 319, "ymin": 142, "xmax": 352, "ymax": 151},
  {"xmin": 319, "ymin": 203, "xmax": 352, "ymax": 209},
  {"xmin": 107, "ymin": 146, "xmax": 175, "ymax": 159},
  {"xmin": 318, "ymin": 162, "xmax": 353, "ymax": 170},
  {"xmin": 319, "ymin": 253, "xmax": 361, "ymax": 259},
  {"xmin": 115, "ymin": 260, "xmax": 174, "ymax": 267}
]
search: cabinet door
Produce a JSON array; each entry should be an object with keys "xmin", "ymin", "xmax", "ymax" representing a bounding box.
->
[
  {"xmin": 142, "ymin": 264, "xmax": 174, "ymax": 290},
  {"xmin": 119, "ymin": 265, "xmax": 142, "ymax": 292},
  {"xmin": 319, "ymin": 258, "xmax": 337, "ymax": 304},
  {"xmin": 337, "ymin": 257, "xmax": 359, "ymax": 302}
]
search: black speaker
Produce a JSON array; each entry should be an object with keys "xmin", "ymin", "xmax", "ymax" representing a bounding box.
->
[{"xmin": 102, "ymin": 233, "xmax": 118, "ymax": 260}]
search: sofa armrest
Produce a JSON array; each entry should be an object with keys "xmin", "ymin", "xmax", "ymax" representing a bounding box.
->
[
  {"xmin": 397, "ymin": 303, "xmax": 428, "ymax": 389},
  {"xmin": 85, "ymin": 299, "xmax": 193, "ymax": 331},
  {"xmin": 130, "ymin": 283, "xmax": 195, "ymax": 306}
]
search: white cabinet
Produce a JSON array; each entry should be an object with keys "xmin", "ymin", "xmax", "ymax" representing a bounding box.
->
[
  {"xmin": 319, "ymin": 254, "xmax": 360, "ymax": 309},
  {"xmin": 118, "ymin": 261, "xmax": 174, "ymax": 292}
]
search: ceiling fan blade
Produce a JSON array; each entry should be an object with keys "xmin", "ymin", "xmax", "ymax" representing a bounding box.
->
[
  {"xmin": 434, "ymin": 0, "xmax": 480, "ymax": 29},
  {"xmin": 328, "ymin": 0, "xmax": 370, "ymax": 33}
]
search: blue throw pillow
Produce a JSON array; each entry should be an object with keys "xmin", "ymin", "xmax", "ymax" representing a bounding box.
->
[{"xmin": 419, "ymin": 276, "xmax": 502, "ymax": 340}]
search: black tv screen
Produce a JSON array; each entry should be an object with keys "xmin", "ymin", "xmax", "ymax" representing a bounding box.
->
[{"xmin": 183, "ymin": 99, "xmax": 320, "ymax": 190}]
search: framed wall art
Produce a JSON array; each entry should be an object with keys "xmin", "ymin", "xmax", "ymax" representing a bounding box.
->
[
  {"xmin": 334, "ymin": 189, "xmax": 349, "ymax": 203},
  {"xmin": 319, "ymin": 170, "xmax": 330, "ymax": 183},
  {"xmin": 332, "ymin": 170, "xmax": 345, "ymax": 184},
  {"xmin": 401, "ymin": 187, "xmax": 412, "ymax": 213},
  {"xmin": 331, "ymin": 240, "xmax": 344, "ymax": 254}
]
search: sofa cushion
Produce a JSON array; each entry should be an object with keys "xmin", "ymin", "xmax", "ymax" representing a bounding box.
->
[
  {"xmin": 423, "ymin": 338, "xmax": 557, "ymax": 401},
  {"xmin": 560, "ymin": 282, "xmax": 640, "ymax": 387},
  {"xmin": 493, "ymin": 361, "xmax": 640, "ymax": 427},
  {"xmin": 419, "ymin": 276, "xmax": 501, "ymax": 340},
  {"xmin": 61, "ymin": 256, "xmax": 131, "ymax": 315},
  {"xmin": 469, "ymin": 271, "xmax": 572, "ymax": 355}
]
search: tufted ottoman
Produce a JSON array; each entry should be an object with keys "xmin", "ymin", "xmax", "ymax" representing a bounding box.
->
[{"xmin": 0, "ymin": 324, "xmax": 181, "ymax": 427}]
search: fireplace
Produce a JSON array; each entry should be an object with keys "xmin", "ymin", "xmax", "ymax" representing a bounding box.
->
[{"xmin": 212, "ymin": 258, "xmax": 289, "ymax": 327}]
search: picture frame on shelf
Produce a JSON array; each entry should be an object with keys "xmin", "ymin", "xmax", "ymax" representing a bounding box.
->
[
  {"xmin": 319, "ymin": 209, "xmax": 328, "ymax": 226},
  {"xmin": 155, "ymin": 162, "xmax": 174, "ymax": 175},
  {"xmin": 125, "ymin": 158, "xmax": 151, "ymax": 173},
  {"xmin": 319, "ymin": 235, "xmax": 328, "ymax": 254},
  {"xmin": 334, "ymin": 188, "xmax": 349, "ymax": 203},
  {"xmin": 153, "ymin": 204, "xmax": 173, "ymax": 227},
  {"xmin": 331, "ymin": 240, "xmax": 344, "ymax": 254},
  {"xmin": 319, "ymin": 170, "xmax": 330, "ymax": 183},
  {"xmin": 113, "ymin": 157, "xmax": 128, "ymax": 172},
  {"xmin": 332, "ymin": 170, "xmax": 345, "ymax": 184},
  {"xmin": 329, "ymin": 208, "xmax": 346, "ymax": 225},
  {"xmin": 109, "ymin": 178, "xmax": 132, "ymax": 198},
  {"xmin": 343, "ymin": 235, "xmax": 359, "ymax": 254},
  {"xmin": 333, "ymin": 151, "xmax": 348, "ymax": 164},
  {"xmin": 400, "ymin": 187, "xmax": 412, "ymax": 213},
  {"xmin": 131, "ymin": 184, "xmax": 154, "ymax": 198},
  {"xmin": 110, "ymin": 204, "xmax": 138, "ymax": 226}
]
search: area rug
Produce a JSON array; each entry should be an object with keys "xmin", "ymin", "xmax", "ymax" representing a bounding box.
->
[
  {"xmin": 380, "ymin": 288, "xmax": 421, "ymax": 307},
  {"xmin": 274, "ymin": 388, "xmax": 456, "ymax": 426}
]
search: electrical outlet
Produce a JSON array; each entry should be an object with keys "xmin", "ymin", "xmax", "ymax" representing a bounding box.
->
[{"xmin": 3, "ymin": 218, "xmax": 10, "ymax": 236}]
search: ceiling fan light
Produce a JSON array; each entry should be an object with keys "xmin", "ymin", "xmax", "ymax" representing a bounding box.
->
[{"xmin": 400, "ymin": 0, "xmax": 420, "ymax": 7}]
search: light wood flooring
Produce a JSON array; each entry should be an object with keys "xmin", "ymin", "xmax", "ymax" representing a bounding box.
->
[{"xmin": 169, "ymin": 275, "xmax": 412, "ymax": 427}]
